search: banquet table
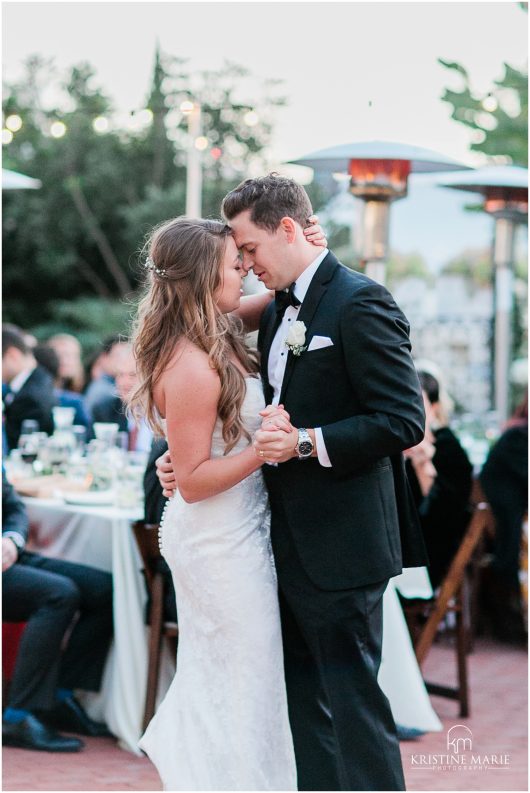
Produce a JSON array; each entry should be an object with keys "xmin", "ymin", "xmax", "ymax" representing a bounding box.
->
[
  {"xmin": 22, "ymin": 496, "xmax": 175, "ymax": 754},
  {"xmin": 21, "ymin": 495, "xmax": 441, "ymax": 751}
]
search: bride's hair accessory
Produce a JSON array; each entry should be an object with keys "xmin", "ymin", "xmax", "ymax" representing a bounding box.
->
[{"xmin": 144, "ymin": 256, "xmax": 167, "ymax": 277}]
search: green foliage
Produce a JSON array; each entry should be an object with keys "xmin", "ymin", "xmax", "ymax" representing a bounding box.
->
[
  {"xmin": 440, "ymin": 247, "xmax": 493, "ymax": 287},
  {"xmin": 3, "ymin": 50, "xmax": 285, "ymax": 349},
  {"xmin": 438, "ymin": 56, "xmax": 528, "ymax": 165},
  {"xmin": 386, "ymin": 251, "xmax": 433, "ymax": 288},
  {"xmin": 29, "ymin": 297, "xmax": 134, "ymax": 353}
]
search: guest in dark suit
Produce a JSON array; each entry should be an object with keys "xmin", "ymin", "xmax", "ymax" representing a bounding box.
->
[
  {"xmin": 2, "ymin": 324, "xmax": 56, "ymax": 450},
  {"xmin": 405, "ymin": 371, "xmax": 473, "ymax": 588},
  {"xmin": 2, "ymin": 473, "xmax": 114, "ymax": 751}
]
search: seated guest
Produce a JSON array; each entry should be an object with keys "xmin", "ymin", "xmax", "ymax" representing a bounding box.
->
[
  {"xmin": 2, "ymin": 472, "xmax": 113, "ymax": 751},
  {"xmin": 404, "ymin": 369, "xmax": 473, "ymax": 589},
  {"xmin": 2, "ymin": 324, "xmax": 56, "ymax": 450},
  {"xmin": 83, "ymin": 335, "xmax": 128, "ymax": 416},
  {"xmin": 93, "ymin": 344, "xmax": 152, "ymax": 452},
  {"xmin": 47, "ymin": 333, "xmax": 85, "ymax": 394},
  {"xmin": 33, "ymin": 344, "xmax": 91, "ymax": 430},
  {"xmin": 480, "ymin": 394, "xmax": 528, "ymax": 643}
]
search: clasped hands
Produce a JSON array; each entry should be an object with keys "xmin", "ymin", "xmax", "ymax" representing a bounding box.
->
[
  {"xmin": 156, "ymin": 405, "xmax": 299, "ymax": 497},
  {"xmin": 253, "ymin": 404, "xmax": 298, "ymax": 464}
]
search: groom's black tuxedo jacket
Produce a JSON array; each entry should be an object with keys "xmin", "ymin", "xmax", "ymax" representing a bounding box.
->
[{"xmin": 258, "ymin": 251, "xmax": 428, "ymax": 590}]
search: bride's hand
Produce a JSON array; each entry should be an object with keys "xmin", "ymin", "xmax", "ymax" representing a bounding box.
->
[
  {"xmin": 259, "ymin": 404, "xmax": 292, "ymax": 433},
  {"xmin": 156, "ymin": 449, "xmax": 177, "ymax": 497},
  {"xmin": 303, "ymin": 214, "xmax": 327, "ymax": 248}
]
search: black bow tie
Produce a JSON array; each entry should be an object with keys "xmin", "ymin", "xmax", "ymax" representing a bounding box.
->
[{"xmin": 275, "ymin": 283, "xmax": 301, "ymax": 316}]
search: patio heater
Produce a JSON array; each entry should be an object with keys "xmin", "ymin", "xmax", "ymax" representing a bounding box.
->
[
  {"xmin": 290, "ymin": 141, "xmax": 469, "ymax": 285},
  {"xmin": 438, "ymin": 166, "xmax": 528, "ymax": 424}
]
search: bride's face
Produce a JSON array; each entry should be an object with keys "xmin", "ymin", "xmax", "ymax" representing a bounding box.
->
[{"xmin": 214, "ymin": 236, "xmax": 245, "ymax": 314}]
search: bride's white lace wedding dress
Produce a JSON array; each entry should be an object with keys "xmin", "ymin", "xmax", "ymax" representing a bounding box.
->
[{"xmin": 139, "ymin": 376, "xmax": 297, "ymax": 791}]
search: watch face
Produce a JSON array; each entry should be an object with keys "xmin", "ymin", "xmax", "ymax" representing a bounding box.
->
[{"xmin": 298, "ymin": 441, "xmax": 313, "ymax": 457}]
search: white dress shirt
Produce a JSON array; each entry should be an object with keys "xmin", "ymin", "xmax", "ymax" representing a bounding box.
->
[
  {"xmin": 8, "ymin": 366, "xmax": 36, "ymax": 395},
  {"xmin": 268, "ymin": 249, "xmax": 332, "ymax": 467}
]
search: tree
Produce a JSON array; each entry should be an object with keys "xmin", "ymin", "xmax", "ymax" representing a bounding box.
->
[
  {"xmin": 2, "ymin": 50, "xmax": 285, "ymax": 349},
  {"xmin": 438, "ymin": 5, "xmax": 528, "ymax": 166}
]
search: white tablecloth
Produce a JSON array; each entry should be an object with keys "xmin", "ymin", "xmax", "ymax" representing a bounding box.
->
[
  {"xmin": 379, "ymin": 569, "xmax": 442, "ymax": 732},
  {"xmin": 23, "ymin": 497, "xmax": 175, "ymax": 754}
]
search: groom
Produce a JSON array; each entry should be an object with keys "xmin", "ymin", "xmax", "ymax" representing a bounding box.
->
[{"xmin": 160, "ymin": 174, "xmax": 427, "ymax": 790}]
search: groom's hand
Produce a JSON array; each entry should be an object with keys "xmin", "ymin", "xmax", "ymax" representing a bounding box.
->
[
  {"xmin": 156, "ymin": 449, "xmax": 177, "ymax": 497},
  {"xmin": 254, "ymin": 426, "xmax": 298, "ymax": 463}
]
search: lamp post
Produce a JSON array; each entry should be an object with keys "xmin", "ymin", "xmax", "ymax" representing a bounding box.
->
[
  {"xmin": 438, "ymin": 165, "xmax": 528, "ymax": 424},
  {"xmin": 290, "ymin": 141, "xmax": 469, "ymax": 285},
  {"xmin": 180, "ymin": 100, "xmax": 206, "ymax": 217}
]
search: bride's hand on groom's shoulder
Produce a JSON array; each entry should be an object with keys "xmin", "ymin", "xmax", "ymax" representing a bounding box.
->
[
  {"xmin": 156, "ymin": 449, "xmax": 177, "ymax": 497},
  {"xmin": 304, "ymin": 215, "xmax": 328, "ymax": 248}
]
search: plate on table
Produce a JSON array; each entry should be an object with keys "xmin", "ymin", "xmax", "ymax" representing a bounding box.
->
[{"xmin": 62, "ymin": 490, "xmax": 115, "ymax": 506}]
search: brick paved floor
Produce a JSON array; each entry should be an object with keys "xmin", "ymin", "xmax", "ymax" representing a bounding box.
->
[{"xmin": 3, "ymin": 638, "xmax": 527, "ymax": 791}]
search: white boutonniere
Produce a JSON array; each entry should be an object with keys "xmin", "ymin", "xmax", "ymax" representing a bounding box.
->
[{"xmin": 284, "ymin": 321, "xmax": 307, "ymax": 357}]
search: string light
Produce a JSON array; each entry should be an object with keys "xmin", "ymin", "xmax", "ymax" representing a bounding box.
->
[
  {"xmin": 50, "ymin": 121, "xmax": 67, "ymax": 138},
  {"xmin": 93, "ymin": 116, "xmax": 109, "ymax": 133},
  {"xmin": 5, "ymin": 114, "xmax": 22, "ymax": 132}
]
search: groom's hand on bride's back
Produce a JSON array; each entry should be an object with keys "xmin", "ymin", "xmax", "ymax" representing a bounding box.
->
[{"xmin": 156, "ymin": 449, "xmax": 177, "ymax": 497}]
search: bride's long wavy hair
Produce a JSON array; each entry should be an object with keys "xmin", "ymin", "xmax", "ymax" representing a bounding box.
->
[{"xmin": 129, "ymin": 217, "xmax": 259, "ymax": 453}]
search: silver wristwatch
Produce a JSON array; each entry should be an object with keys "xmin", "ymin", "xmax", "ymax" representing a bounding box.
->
[{"xmin": 295, "ymin": 428, "xmax": 314, "ymax": 460}]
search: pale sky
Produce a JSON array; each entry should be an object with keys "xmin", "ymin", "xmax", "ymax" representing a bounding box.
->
[
  {"xmin": 2, "ymin": 1, "xmax": 528, "ymax": 268},
  {"xmin": 3, "ymin": 1, "xmax": 528, "ymax": 169}
]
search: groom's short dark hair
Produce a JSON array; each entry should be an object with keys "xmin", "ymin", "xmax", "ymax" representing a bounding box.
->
[{"xmin": 222, "ymin": 173, "xmax": 313, "ymax": 232}]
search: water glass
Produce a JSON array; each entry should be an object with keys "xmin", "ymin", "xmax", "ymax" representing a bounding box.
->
[
  {"xmin": 53, "ymin": 406, "xmax": 76, "ymax": 430},
  {"xmin": 93, "ymin": 422, "xmax": 120, "ymax": 447},
  {"xmin": 72, "ymin": 425, "xmax": 88, "ymax": 452},
  {"xmin": 115, "ymin": 465, "xmax": 145, "ymax": 509},
  {"xmin": 20, "ymin": 419, "xmax": 40, "ymax": 435}
]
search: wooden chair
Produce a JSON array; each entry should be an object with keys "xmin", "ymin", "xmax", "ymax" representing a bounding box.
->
[
  {"xmin": 132, "ymin": 521, "xmax": 178, "ymax": 731},
  {"xmin": 401, "ymin": 483, "xmax": 494, "ymax": 717}
]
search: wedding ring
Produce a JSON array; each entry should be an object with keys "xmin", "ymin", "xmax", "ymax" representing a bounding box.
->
[{"xmin": 259, "ymin": 450, "xmax": 265, "ymax": 457}]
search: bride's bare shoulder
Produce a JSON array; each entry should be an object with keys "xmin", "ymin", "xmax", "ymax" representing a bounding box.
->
[{"xmin": 159, "ymin": 339, "xmax": 220, "ymax": 397}]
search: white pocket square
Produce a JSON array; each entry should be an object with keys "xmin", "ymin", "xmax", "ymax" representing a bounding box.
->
[{"xmin": 307, "ymin": 335, "xmax": 334, "ymax": 352}]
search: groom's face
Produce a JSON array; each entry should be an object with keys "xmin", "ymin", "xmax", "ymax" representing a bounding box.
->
[{"xmin": 229, "ymin": 210, "xmax": 293, "ymax": 291}]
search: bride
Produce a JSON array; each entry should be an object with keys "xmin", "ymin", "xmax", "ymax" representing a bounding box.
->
[{"xmin": 129, "ymin": 215, "xmax": 325, "ymax": 791}]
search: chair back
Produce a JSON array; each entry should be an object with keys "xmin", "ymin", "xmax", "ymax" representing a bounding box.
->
[{"xmin": 414, "ymin": 488, "xmax": 494, "ymax": 664}]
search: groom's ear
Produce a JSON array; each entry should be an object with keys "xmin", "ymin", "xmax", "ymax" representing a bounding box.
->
[{"xmin": 279, "ymin": 216, "xmax": 297, "ymax": 243}]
